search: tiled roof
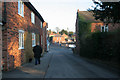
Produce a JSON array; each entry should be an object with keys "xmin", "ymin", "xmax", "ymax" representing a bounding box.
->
[
  {"xmin": 24, "ymin": 2, "xmax": 44, "ymax": 22},
  {"xmin": 78, "ymin": 11, "xmax": 102, "ymax": 23},
  {"xmin": 54, "ymin": 34, "xmax": 63, "ymax": 37}
]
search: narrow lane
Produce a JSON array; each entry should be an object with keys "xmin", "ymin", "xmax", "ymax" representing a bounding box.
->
[{"xmin": 45, "ymin": 44, "xmax": 119, "ymax": 78}]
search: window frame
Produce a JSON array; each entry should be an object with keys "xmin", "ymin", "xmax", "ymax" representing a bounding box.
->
[
  {"xmin": 101, "ymin": 25, "xmax": 109, "ymax": 32},
  {"xmin": 41, "ymin": 22, "xmax": 42, "ymax": 28},
  {"xmin": 105, "ymin": 25, "xmax": 109, "ymax": 32},
  {"xmin": 18, "ymin": 0, "xmax": 24, "ymax": 17},
  {"xmin": 32, "ymin": 33, "xmax": 36, "ymax": 47},
  {"xmin": 31, "ymin": 12, "xmax": 35, "ymax": 24},
  {"xmin": 18, "ymin": 30, "xmax": 24, "ymax": 50}
]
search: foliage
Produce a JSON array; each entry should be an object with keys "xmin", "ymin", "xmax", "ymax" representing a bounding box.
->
[
  {"xmin": 59, "ymin": 29, "xmax": 68, "ymax": 35},
  {"xmin": 49, "ymin": 36, "xmax": 53, "ymax": 43},
  {"xmin": 68, "ymin": 31, "xmax": 74, "ymax": 37},
  {"xmin": 77, "ymin": 13, "xmax": 92, "ymax": 45},
  {"xmin": 88, "ymin": 1, "xmax": 120, "ymax": 24},
  {"xmin": 55, "ymin": 27, "xmax": 60, "ymax": 33},
  {"xmin": 53, "ymin": 31, "xmax": 56, "ymax": 34},
  {"xmin": 80, "ymin": 31, "xmax": 120, "ymax": 63}
]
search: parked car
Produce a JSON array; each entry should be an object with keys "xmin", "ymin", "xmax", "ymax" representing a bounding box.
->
[
  {"xmin": 68, "ymin": 44, "xmax": 76, "ymax": 48},
  {"xmin": 68, "ymin": 44, "xmax": 76, "ymax": 53}
]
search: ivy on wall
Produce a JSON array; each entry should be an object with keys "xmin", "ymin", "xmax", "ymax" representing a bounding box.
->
[
  {"xmin": 77, "ymin": 13, "xmax": 120, "ymax": 65},
  {"xmin": 77, "ymin": 13, "xmax": 92, "ymax": 45}
]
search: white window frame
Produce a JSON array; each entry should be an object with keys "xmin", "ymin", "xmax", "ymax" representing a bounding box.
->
[
  {"xmin": 101, "ymin": 26, "xmax": 105, "ymax": 32},
  {"xmin": 41, "ymin": 22, "xmax": 42, "ymax": 28},
  {"xmin": 19, "ymin": 30, "xmax": 24, "ymax": 49},
  {"xmin": 32, "ymin": 33, "xmax": 36, "ymax": 47},
  {"xmin": 105, "ymin": 25, "xmax": 109, "ymax": 32},
  {"xmin": 31, "ymin": 12, "xmax": 35, "ymax": 24},
  {"xmin": 101, "ymin": 25, "xmax": 108, "ymax": 32},
  {"xmin": 18, "ymin": 0, "xmax": 24, "ymax": 17}
]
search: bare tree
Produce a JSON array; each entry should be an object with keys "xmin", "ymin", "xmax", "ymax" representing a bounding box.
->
[{"xmin": 55, "ymin": 27, "xmax": 60, "ymax": 33}]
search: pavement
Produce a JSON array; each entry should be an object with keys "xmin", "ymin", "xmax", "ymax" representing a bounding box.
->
[
  {"xmin": 2, "ymin": 44, "xmax": 120, "ymax": 79},
  {"xmin": 2, "ymin": 51, "xmax": 53, "ymax": 79}
]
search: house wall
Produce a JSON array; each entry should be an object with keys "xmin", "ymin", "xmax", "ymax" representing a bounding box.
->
[
  {"xmin": 42, "ymin": 22, "xmax": 47, "ymax": 52},
  {"xmin": 75, "ymin": 13, "xmax": 80, "ymax": 54},
  {"xmin": 53, "ymin": 37, "xmax": 65, "ymax": 43},
  {"xmin": 91, "ymin": 23, "xmax": 120, "ymax": 32},
  {"xmin": 108, "ymin": 23, "xmax": 120, "ymax": 31},
  {"xmin": 91, "ymin": 23, "xmax": 104, "ymax": 32},
  {"xmin": 2, "ymin": 2, "xmax": 42, "ymax": 71},
  {"xmin": 0, "ymin": 1, "xmax": 2, "ymax": 79},
  {"xmin": 0, "ymin": 24, "xmax": 2, "ymax": 79}
]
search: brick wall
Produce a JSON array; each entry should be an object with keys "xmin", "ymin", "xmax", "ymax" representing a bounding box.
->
[
  {"xmin": 53, "ymin": 37, "xmax": 65, "ymax": 43},
  {"xmin": 91, "ymin": 23, "xmax": 120, "ymax": 32},
  {"xmin": 42, "ymin": 22, "xmax": 47, "ymax": 52},
  {"xmin": 2, "ymin": 2, "xmax": 43, "ymax": 71},
  {"xmin": 0, "ymin": 25, "xmax": 2, "ymax": 79},
  {"xmin": 75, "ymin": 14, "xmax": 80, "ymax": 54},
  {"xmin": 0, "ymin": 1, "xmax": 2, "ymax": 79}
]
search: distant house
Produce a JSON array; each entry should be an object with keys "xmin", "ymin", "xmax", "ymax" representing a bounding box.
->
[
  {"xmin": 49, "ymin": 31, "xmax": 56, "ymax": 37},
  {"xmin": 1, "ymin": 1, "xmax": 47, "ymax": 71},
  {"xmin": 53, "ymin": 34, "xmax": 66, "ymax": 44},
  {"xmin": 75, "ymin": 10, "xmax": 120, "ymax": 54},
  {"xmin": 62, "ymin": 33, "xmax": 68, "ymax": 39}
]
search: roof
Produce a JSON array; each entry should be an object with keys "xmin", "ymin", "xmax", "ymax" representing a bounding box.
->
[
  {"xmin": 77, "ymin": 11, "xmax": 102, "ymax": 23},
  {"xmin": 24, "ymin": 2, "xmax": 44, "ymax": 22},
  {"xmin": 54, "ymin": 34, "xmax": 63, "ymax": 37}
]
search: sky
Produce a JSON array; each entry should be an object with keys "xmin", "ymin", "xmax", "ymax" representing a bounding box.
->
[{"xmin": 29, "ymin": 0, "xmax": 94, "ymax": 32}]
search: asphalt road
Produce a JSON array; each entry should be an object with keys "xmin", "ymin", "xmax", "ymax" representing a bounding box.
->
[
  {"xmin": 44, "ymin": 44, "xmax": 120, "ymax": 78},
  {"xmin": 2, "ymin": 44, "xmax": 120, "ymax": 79}
]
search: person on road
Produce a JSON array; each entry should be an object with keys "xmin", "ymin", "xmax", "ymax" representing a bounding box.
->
[{"xmin": 33, "ymin": 45, "xmax": 42, "ymax": 65}]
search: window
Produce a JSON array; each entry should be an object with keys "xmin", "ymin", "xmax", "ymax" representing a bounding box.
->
[
  {"xmin": 19, "ymin": 30, "xmax": 24, "ymax": 49},
  {"xmin": 18, "ymin": 0, "xmax": 24, "ymax": 17},
  {"xmin": 101, "ymin": 25, "xmax": 109, "ymax": 32},
  {"xmin": 105, "ymin": 25, "xmax": 108, "ymax": 32},
  {"xmin": 31, "ymin": 12, "xmax": 35, "ymax": 24},
  {"xmin": 32, "ymin": 33, "xmax": 36, "ymax": 47},
  {"xmin": 101, "ymin": 26, "xmax": 105, "ymax": 32},
  {"xmin": 41, "ymin": 22, "xmax": 42, "ymax": 28}
]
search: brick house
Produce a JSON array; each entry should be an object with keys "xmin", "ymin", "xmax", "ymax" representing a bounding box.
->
[
  {"xmin": 53, "ymin": 34, "xmax": 66, "ymax": 44},
  {"xmin": 1, "ymin": 1, "xmax": 47, "ymax": 71},
  {"xmin": 75, "ymin": 10, "xmax": 120, "ymax": 54},
  {"xmin": 62, "ymin": 33, "xmax": 68, "ymax": 39},
  {"xmin": 49, "ymin": 31, "xmax": 56, "ymax": 37}
]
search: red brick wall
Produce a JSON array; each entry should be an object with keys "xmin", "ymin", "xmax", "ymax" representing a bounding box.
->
[
  {"xmin": 53, "ymin": 37, "xmax": 65, "ymax": 43},
  {"xmin": 2, "ymin": 2, "xmax": 42, "ymax": 71},
  {"xmin": 91, "ymin": 23, "xmax": 120, "ymax": 32},
  {"xmin": 42, "ymin": 22, "xmax": 47, "ymax": 52},
  {"xmin": 0, "ymin": 24, "xmax": 2, "ymax": 77},
  {"xmin": 108, "ymin": 23, "xmax": 120, "ymax": 32}
]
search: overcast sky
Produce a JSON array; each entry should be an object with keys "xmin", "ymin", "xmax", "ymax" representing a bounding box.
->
[{"xmin": 29, "ymin": 0, "xmax": 94, "ymax": 32}]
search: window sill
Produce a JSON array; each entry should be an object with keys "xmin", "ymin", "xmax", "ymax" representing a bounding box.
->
[
  {"xmin": 18, "ymin": 47, "xmax": 24, "ymax": 50},
  {"xmin": 18, "ymin": 13, "xmax": 24, "ymax": 17},
  {"xmin": 32, "ymin": 45, "xmax": 36, "ymax": 47}
]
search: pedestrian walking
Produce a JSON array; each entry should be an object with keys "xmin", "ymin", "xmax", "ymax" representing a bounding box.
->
[{"xmin": 33, "ymin": 45, "xmax": 42, "ymax": 65}]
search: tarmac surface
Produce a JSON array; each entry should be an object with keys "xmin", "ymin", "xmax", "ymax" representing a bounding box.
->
[{"xmin": 2, "ymin": 44, "xmax": 120, "ymax": 79}]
